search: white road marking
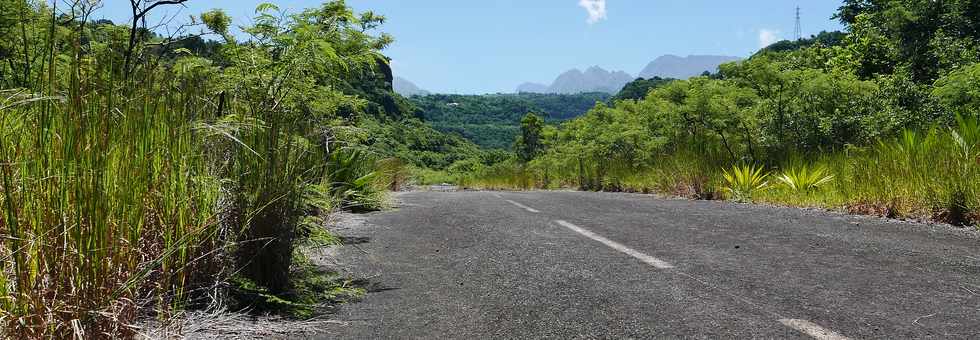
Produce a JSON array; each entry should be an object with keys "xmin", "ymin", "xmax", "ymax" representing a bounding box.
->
[
  {"xmin": 491, "ymin": 197, "xmax": 850, "ymax": 337},
  {"xmin": 779, "ymin": 319, "xmax": 851, "ymax": 340},
  {"xmin": 505, "ymin": 200, "xmax": 540, "ymax": 213},
  {"xmin": 554, "ymin": 220, "xmax": 674, "ymax": 269}
]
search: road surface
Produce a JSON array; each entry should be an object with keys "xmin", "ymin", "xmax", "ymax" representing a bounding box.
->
[{"xmin": 318, "ymin": 191, "xmax": 980, "ymax": 339}]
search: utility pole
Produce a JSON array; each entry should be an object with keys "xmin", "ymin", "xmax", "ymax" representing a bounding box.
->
[{"xmin": 794, "ymin": 6, "xmax": 802, "ymax": 41}]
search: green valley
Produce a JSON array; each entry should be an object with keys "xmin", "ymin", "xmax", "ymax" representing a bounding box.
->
[{"xmin": 409, "ymin": 92, "xmax": 610, "ymax": 149}]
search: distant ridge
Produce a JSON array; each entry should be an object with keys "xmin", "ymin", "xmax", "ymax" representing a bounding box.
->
[
  {"xmin": 516, "ymin": 66, "xmax": 633, "ymax": 95},
  {"xmin": 393, "ymin": 76, "xmax": 430, "ymax": 96},
  {"xmin": 638, "ymin": 55, "xmax": 741, "ymax": 79},
  {"xmin": 517, "ymin": 55, "xmax": 741, "ymax": 94},
  {"xmin": 516, "ymin": 82, "xmax": 549, "ymax": 93}
]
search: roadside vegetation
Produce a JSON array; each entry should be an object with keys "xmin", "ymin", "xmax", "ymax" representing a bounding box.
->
[
  {"xmin": 0, "ymin": 0, "xmax": 439, "ymax": 338},
  {"xmin": 460, "ymin": 1, "xmax": 980, "ymax": 228}
]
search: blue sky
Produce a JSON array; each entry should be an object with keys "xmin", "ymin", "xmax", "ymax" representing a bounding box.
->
[{"xmin": 95, "ymin": 0, "xmax": 845, "ymax": 94}]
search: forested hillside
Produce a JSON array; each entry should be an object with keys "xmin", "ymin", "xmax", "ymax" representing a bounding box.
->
[
  {"xmin": 465, "ymin": 0, "xmax": 980, "ymax": 228},
  {"xmin": 612, "ymin": 76, "xmax": 675, "ymax": 101},
  {"xmin": 411, "ymin": 92, "xmax": 610, "ymax": 149}
]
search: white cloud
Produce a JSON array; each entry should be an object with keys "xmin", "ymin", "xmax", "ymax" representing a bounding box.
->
[
  {"xmin": 578, "ymin": 0, "xmax": 607, "ymax": 24},
  {"xmin": 758, "ymin": 29, "xmax": 780, "ymax": 48}
]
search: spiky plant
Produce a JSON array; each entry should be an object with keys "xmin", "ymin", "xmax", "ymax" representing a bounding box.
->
[
  {"xmin": 722, "ymin": 164, "xmax": 770, "ymax": 202},
  {"xmin": 777, "ymin": 165, "xmax": 835, "ymax": 193}
]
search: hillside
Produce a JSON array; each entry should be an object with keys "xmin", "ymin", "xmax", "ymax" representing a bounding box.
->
[{"xmin": 412, "ymin": 92, "xmax": 610, "ymax": 149}]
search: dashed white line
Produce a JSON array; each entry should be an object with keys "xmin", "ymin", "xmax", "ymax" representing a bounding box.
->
[
  {"xmin": 779, "ymin": 319, "xmax": 852, "ymax": 340},
  {"xmin": 554, "ymin": 220, "xmax": 674, "ymax": 269},
  {"xmin": 495, "ymin": 198, "xmax": 850, "ymax": 339},
  {"xmin": 505, "ymin": 200, "xmax": 540, "ymax": 213}
]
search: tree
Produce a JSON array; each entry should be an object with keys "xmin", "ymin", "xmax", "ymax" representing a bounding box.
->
[
  {"xmin": 934, "ymin": 63, "xmax": 980, "ymax": 118},
  {"xmin": 124, "ymin": 0, "xmax": 191, "ymax": 75},
  {"xmin": 834, "ymin": 0, "xmax": 887, "ymax": 26},
  {"xmin": 613, "ymin": 77, "xmax": 673, "ymax": 101},
  {"xmin": 197, "ymin": 1, "xmax": 397, "ymax": 295},
  {"xmin": 835, "ymin": 0, "xmax": 980, "ymax": 83},
  {"xmin": 515, "ymin": 113, "xmax": 545, "ymax": 163}
]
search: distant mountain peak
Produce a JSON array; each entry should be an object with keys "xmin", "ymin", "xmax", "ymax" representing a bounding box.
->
[
  {"xmin": 517, "ymin": 66, "xmax": 633, "ymax": 95},
  {"xmin": 393, "ymin": 76, "xmax": 430, "ymax": 96},
  {"xmin": 639, "ymin": 55, "xmax": 741, "ymax": 80}
]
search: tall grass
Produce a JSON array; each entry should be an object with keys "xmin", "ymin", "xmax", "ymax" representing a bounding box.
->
[
  {"xmin": 458, "ymin": 160, "xmax": 536, "ymax": 190},
  {"xmin": 0, "ymin": 45, "xmax": 220, "ymax": 339},
  {"xmin": 0, "ymin": 2, "xmax": 392, "ymax": 338},
  {"xmin": 811, "ymin": 118, "xmax": 980, "ymax": 224}
]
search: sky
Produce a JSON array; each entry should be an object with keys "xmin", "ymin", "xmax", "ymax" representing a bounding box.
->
[{"xmin": 94, "ymin": 0, "xmax": 845, "ymax": 94}]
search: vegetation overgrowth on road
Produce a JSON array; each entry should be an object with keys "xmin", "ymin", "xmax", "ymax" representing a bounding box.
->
[
  {"xmin": 0, "ymin": 0, "xmax": 442, "ymax": 338},
  {"xmin": 3, "ymin": 0, "xmax": 980, "ymax": 338},
  {"xmin": 461, "ymin": 1, "xmax": 980, "ymax": 228}
]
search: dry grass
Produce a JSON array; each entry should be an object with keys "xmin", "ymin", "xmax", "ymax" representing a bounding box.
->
[{"xmin": 139, "ymin": 309, "xmax": 352, "ymax": 340}]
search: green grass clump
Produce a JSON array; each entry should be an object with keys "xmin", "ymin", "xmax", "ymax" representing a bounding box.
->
[{"xmin": 228, "ymin": 257, "xmax": 365, "ymax": 319}]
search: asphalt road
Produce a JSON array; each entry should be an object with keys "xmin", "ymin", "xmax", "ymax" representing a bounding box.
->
[{"xmin": 318, "ymin": 191, "xmax": 980, "ymax": 339}]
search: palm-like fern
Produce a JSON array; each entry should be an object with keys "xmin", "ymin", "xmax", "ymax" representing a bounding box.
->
[{"xmin": 327, "ymin": 148, "xmax": 384, "ymax": 211}]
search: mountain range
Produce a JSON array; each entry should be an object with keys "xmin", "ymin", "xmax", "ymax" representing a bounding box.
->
[
  {"xmin": 518, "ymin": 54, "xmax": 741, "ymax": 94},
  {"xmin": 395, "ymin": 54, "xmax": 742, "ymax": 96},
  {"xmin": 518, "ymin": 66, "xmax": 634, "ymax": 95}
]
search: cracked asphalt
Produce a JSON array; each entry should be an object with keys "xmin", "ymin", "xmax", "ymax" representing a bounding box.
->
[{"xmin": 315, "ymin": 191, "xmax": 980, "ymax": 339}]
